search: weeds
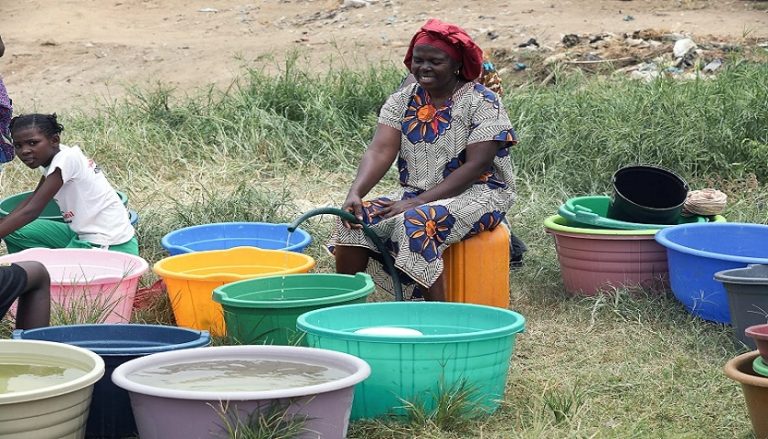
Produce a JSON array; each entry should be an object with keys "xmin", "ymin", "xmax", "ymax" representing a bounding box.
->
[
  {"xmin": 214, "ymin": 400, "xmax": 313, "ymax": 439},
  {"xmin": 541, "ymin": 384, "xmax": 586, "ymax": 424},
  {"xmin": 399, "ymin": 377, "xmax": 487, "ymax": 434}
]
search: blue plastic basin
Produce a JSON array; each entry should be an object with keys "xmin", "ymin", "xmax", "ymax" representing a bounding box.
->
[
  {"xmin": 129, "ymin": 209, "xmax": 139, "ymax": 227},
  {"xmin": 13, "ymin": 324, "xmax": 210, "ymax": 439},
  {"xmin": 161, "ymin": 222, "xmax": 312, "ymax": 256},
  {"xmin": 655, "ymin": 223, "xmax": 768, "ymax": 323}
]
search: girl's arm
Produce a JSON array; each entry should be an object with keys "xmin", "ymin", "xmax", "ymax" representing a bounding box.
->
[
  {"xmin": 6, "ymin": 176, "xmax": 46, "ymax": 214},
  {"xmin": 378, "ymin": 140, "xmax": 499, "ymax": 218},
  {"xmin": 0, "ymin": 170, "xmax": 63, "ymax": 239},
  {"xmin": 341, "ymin": 123, "xmax": 401, "ymax": 225}
]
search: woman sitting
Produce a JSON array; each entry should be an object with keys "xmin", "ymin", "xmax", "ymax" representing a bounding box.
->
[{"xmin": 332, "ymin": 18, "xmax": 518, "ymax": 301}]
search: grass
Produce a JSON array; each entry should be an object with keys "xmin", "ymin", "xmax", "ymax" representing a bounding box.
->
[
  {"xmin": 2, "ymin": 55, "xmax": 767, "ymax": 437},
  {"xmin": 213, "ymin": 401, "xmax": 313, "ymax": 439}
]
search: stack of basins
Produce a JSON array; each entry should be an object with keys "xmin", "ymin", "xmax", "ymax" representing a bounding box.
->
[
  {"xmin": 155, "ymin": 222, "xmax": 317, "ymax": 337},
  {"xmin": 0, "ymin": 189, "xmax": 139, "ymax": 227},
  {"xmin": 724, "ymin": 324, "xmax": 768, "ymax": 439},
  {"xmin": 545, "ymin": 165, "xmax": 719, "ymax": 296}
]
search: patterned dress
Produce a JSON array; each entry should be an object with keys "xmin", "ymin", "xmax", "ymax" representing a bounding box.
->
[
  {"xmin": 331, "ymin": 81, "xmax": 518, "ymax": 298},
  {"xmin": 0, "ymin": 77, "xmax": 13, "ymax": 163}
]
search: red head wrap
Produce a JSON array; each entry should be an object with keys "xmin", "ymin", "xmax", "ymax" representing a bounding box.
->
[{"xmin": 403, "ymin": 19, "xmax": 484, "ymax": 81}]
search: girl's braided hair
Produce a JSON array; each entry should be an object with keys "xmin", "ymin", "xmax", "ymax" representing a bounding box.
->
[{"xmin": 9, "ymin": 113, "xmax": 64, "ymax": 137}]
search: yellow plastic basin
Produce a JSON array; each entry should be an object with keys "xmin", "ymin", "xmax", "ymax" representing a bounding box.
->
[{"xmin": 153, "ymin": 247, "xmax": 315, "ymax": 336}]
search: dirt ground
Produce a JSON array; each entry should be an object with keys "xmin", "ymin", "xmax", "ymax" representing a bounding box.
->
[{"xmin": 2, "ymin": 0, "xmax": 767, "ymax": 112}]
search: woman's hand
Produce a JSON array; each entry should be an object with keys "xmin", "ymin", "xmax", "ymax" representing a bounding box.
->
[
  {"xmin": 377, "ymin": 197, "xmax": 422, "ymax": 219},
  {"xmin": 341, "ymin": 193, "xmax": 365, "ymax": 229}
]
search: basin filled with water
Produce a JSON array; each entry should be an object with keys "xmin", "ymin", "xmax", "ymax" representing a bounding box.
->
[
  {"xmin": 0, "ymin": 339, "xmax": 105, "ymax": 438},
  {"xmin": 13, "ymin": 324, "xmax": 210, "ymax": 439},
  {"xmin": 213, "ymin": 273, "xmax": 374, "ymax": 345},
  {"xmin": 296, "ymin": 302, "xmax": 526, "ymax": 419},
  {"xmin": 111, "ymin": 345, "xmax": 370, "ymax": 439}
]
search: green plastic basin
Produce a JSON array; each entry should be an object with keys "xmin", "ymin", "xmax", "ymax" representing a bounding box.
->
[
  {"xmin": 559, "ymin": 195, "xmax": 709, "ymax": 230},
  {"xmin": 213, "ymin": 273, "xmax": 374, "ymax": 345},
  {"xmin": 544, "ymin": 214, "xmax": 726, "ymax": 236},
  {"xmin": 296, "ymin": 302, "xmax": 526, "ymax": 419},
  {"xmin": 0, "ymin": 190, "xmax": 129, "ymax": 222},
  {"xmin": 754, "ymin": 356, "xmax": 768, "ymax": 378}
]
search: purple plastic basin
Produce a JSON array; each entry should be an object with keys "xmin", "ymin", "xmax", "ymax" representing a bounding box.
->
[{"xmin": 111, "ymin": 345, "xmax": 370, "ymax": 439}]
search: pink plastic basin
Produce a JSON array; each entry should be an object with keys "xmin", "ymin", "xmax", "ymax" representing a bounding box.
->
[
  {"xmin": 545, "ymin": 215, "xmax": 668, "ymax": 295},
  {"xmin": 0, "ymin": 248, "xmax": 149, "ymax": 323}
]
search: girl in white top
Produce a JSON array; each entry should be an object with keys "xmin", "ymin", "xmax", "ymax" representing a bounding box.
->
[{"xmin": 0, "ymin": 113, "xmax": 137, "ymax": 255}]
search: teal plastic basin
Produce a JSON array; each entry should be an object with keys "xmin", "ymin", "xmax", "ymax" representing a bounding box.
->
[
  {"xmin": 0, "ymin": 190, "xmax": 129, "ymax": 222},
  {"xmin": 213, "ymin": 273, "xmax": 374, "ymax": 345},
  {"xmin": 296, "ymin": 302, "xmax": 525, "ymax": 419},
  {"xmin": 559, "ymin": 196, "xmax": 708, "ymax": 230}
]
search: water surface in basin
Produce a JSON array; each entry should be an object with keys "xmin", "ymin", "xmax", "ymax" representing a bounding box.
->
[
  {"xmin": 127, "ymin": 359, "xmax": 349, "ymax": 391},
  {"xmin": 0, "ymin": 363, "xmax": 87, "ymax": 393}
]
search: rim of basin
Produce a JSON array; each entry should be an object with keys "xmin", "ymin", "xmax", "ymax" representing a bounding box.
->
[
  {"xmin": 12, "ymin": 324, "xmax": 211, "ymax": 356},
  {"xmin": 0, "ymin": 340, "xmax": 105, "ymax": 404},
  {"xmin": 0, "ymin": 248, "xmax": 149, "ymax": 284},
  {"xmin": 544, "ymin": 214, "xmax": 660, "ymax": 237},
  {"xmin": 111, "ymin": 345, "xmax": 371, "ymax": 400},
  {"xmin": 746, "ymin": 324, "xmax": 768, "ymax": 340},
  {"xmin": 213, "ymin": 273, "xmax": 374, "ymax": 308},
  {"xmin": 153, "ymin": 247, "xmax": 316, "ymax": 281},
  {"xmin": 724, "ymin": 350, "xmax": 768, "ymax": 388},
  {"xmin": 296, "ymin": 302, "xmax": 526, "ymax": 343},
  {"xmin": 161, "ymin": 222, "xmax": 311, "ymax": 254},
  {"xmin": 656, "ymin": 222, "xmax": 768, "ymax": 264}
]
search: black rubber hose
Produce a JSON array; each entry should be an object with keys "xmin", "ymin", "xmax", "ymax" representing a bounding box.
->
[{"xmin": 288, "ymin": 207, "xmax": 404, "ymax": 301}]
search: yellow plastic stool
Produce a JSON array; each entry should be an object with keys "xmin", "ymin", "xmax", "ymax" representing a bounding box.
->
[{"xmin": 443, "ymin": 224, "xmax": 510, "ymax": 308}]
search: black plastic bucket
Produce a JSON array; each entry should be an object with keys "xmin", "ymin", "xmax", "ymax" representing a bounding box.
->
[
  {"xmin": 607, "ymin": 165, "xmax": 689, "ymax": 224},
  {"xmin": 715, "ymin": 265, "xmax": 768, "ymax": 349}
]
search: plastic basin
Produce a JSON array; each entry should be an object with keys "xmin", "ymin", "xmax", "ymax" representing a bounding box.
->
[
  {"xmin": 0, "ymin": 190, "xmax": 128, "ymax": 222},
  {"xmin": 12, "ymin": 324, "xmax": 210, "ymax": 439},
  {"xmin": 715, "ymin": 265, "xmax": 768, "ymax": 349},
  {"xmin": 161, "ymin": 222, "xmax": 312, "ymax": 256},
  {"xmin": 559, "ymin": 195, "xmax": 708, "ymax": 230},
  {"xmin": 128, "ymin": 209, "xmax": 139, "ymax": 227},
  {"xmin": 296, "ymin": 302, "xmax": 525, "ymax": 419},
  {"xmin": 0, "ymin": 248, "xmax": 149, "ymax": 323},
  {"xmin": 544, "ymin": 213, "xmax": 725, "ymax": 236},
  {"xmin": 656, "ymin": 223, "xmax": 768, "ymax": 324},
  {"xmin": 213, "ymin": 273, "xmax": 374, "ymax": 345},
  {"xmin": 111, "ymin": 345, "xmax": 370, "ymax": 439},
  {"xmin": 724, "ymin": 351, "xmax": 768, "ymax": 439},
  {"xmin": 745, "ymin": 324, "xmax": 768, "ymax": 364},
  {"xmin": 153, "ymin": 247, "xmax": 315, "ymax": 336},
  {"xmin": 0, "ymin": 339, "xmax": 105, "ymax": 438},
  {"xmin": 544, "ymin": 215, "xmax": 669, "ymax": 295},
  {"xmin": 754, "ymin": 356, "xmax": 768, "ymax": 378}
]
